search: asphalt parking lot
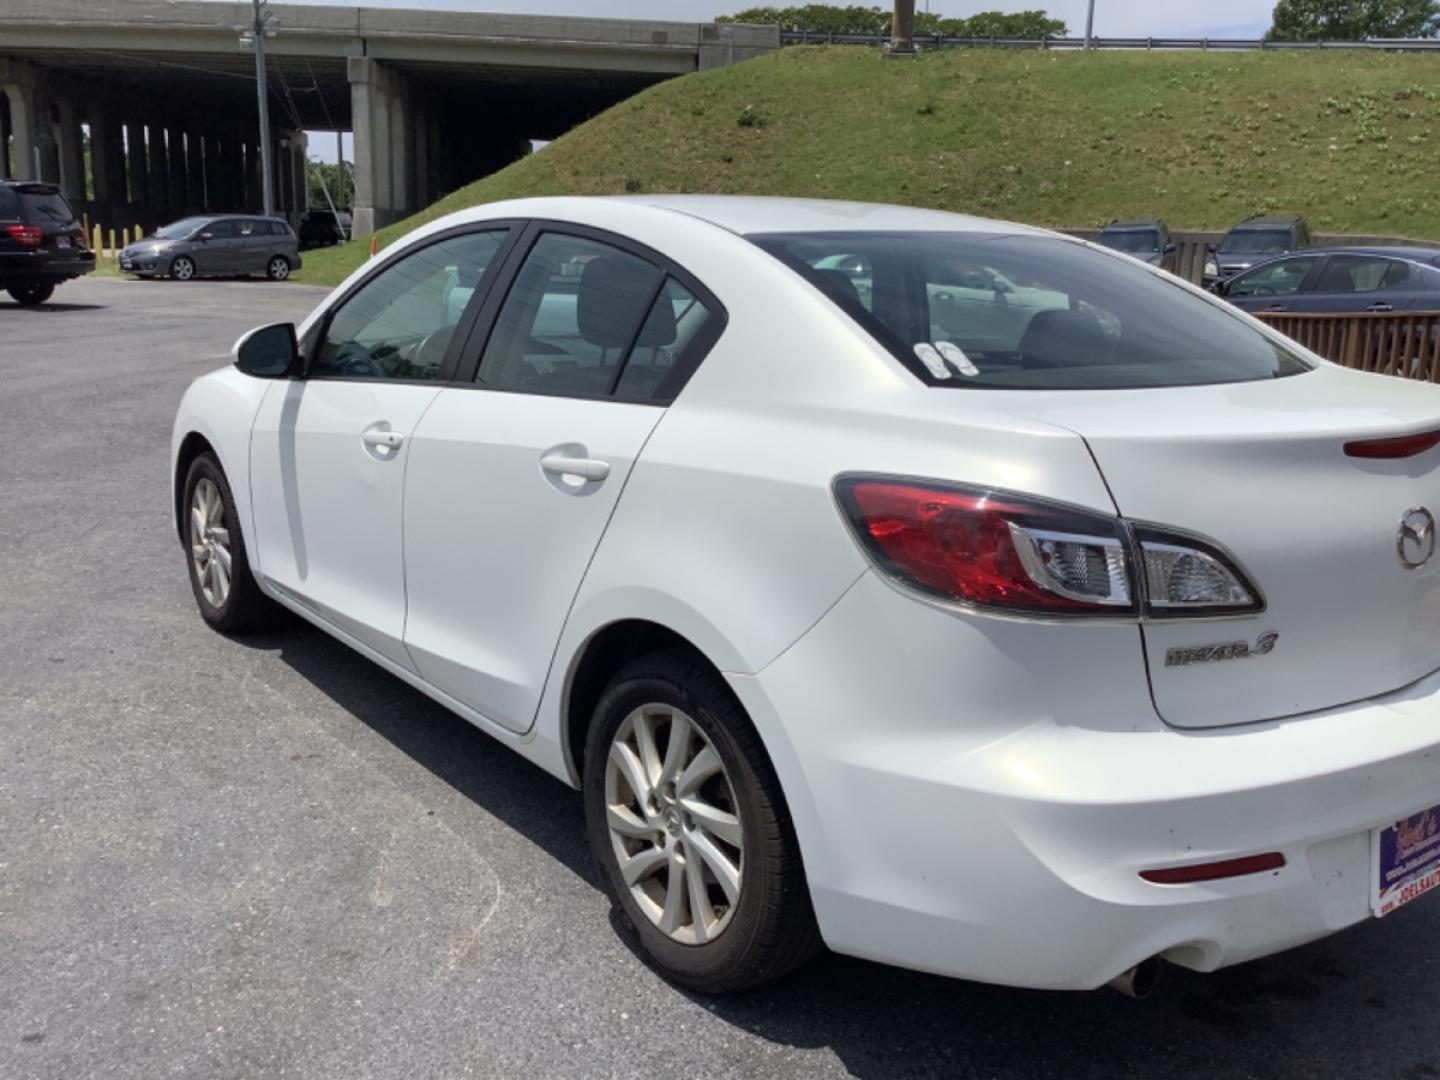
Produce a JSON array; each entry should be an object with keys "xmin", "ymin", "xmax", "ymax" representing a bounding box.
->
[{"xmin": 4, "ymin": 275, "xmax": 1440, "ymax": 1080}]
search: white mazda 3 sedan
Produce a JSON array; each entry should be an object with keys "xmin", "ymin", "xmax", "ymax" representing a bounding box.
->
[{"xmin": 171, "ymin": 196, "xmax": 1440, "ymax": 995}]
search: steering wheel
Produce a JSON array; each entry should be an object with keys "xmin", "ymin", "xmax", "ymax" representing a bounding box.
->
[
  {"xmin": 1252, "ymin": 285, "xmax": 1277, "ymax": 297},
  {"xmin": 331, "ymin": 341, "xmax": 386, "ymax": 379}
]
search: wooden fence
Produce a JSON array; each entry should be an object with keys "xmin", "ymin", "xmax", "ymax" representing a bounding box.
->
[{"xmin": 1255, "ymin": 311, "xmax": 1440, "ymax": 381}]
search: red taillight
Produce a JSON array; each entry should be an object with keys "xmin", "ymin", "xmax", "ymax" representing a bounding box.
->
[
  {"xmin": 5, "ymin": 224, "xmax": 42, "ymax": 247},
  {"xmin": 1344, "ymin": 429, "xmax": 1440, "ymax": 460},
  {"xmin": 835, "ymin": 478, "xmax": 1136, "ymax": 616},
  {"xmin": 1140, "ymin": 852, "xmax": 1285, "ymax": 885}
]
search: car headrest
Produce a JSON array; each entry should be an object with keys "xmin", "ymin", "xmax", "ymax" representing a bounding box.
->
[
  {"xmin": 578, "ymin": 256, "xmax": 670, "ymax": 349},
  {"xmin": 812, "ymin": 268, "xmax": 863, "ymax": 310},
  {"xmin": 1017, "ymin": 308, "xmax": 1109, "ymax": 365}
]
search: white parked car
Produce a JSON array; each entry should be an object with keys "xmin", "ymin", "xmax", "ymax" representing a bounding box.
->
[{"xmin": 171, "ymin": 196, "xmax": 1440, "ymax": 996}]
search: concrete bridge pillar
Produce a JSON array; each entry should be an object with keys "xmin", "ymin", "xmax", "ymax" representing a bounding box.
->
[
  {"xmin": 168, "ymin": 125, "xmax": 189, "ymax": 213},
  {"xmin": 149, "ymin": 125, "xmax": 170, "ymax": 212},
  {"xmin": 89, "ymin": 104, "xmax": 121, "ymax": 206},
  {"xmin": 2, "ymin": 75, "xmax": 41, "ymax": 180},
  {"xmin": 55, "ymin": 98, "xmax": 85, "ymax": 204},
  {"xmin": 203, "ymin": 133, "xmax": 222, "ymax": 210},
  {"xmin": 349, "ymin": 56, "xmax": 413, "ymax": 236},
  {"xmin": 185, "ymin": 127, "xmax": 205, "ymax": 212},
  {"xmin": 124, "ymin": 118, "xmax": 148, "ymax": 209}
]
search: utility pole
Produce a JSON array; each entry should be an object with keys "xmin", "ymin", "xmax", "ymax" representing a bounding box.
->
[
  {"xmin": 888, "ymin": 0, "xmax": 916, "ymax": 57},
  {"xmin": 243, "ymin": 0, "xmax": 277, "ymax": 217},
  {"xmin": 1085, "ymin": 0, "xmax": 1096, "ymax": 49}
]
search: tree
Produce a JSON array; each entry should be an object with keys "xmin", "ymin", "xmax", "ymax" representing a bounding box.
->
[
  {"xmin": 719, "ymin": 5, "xmax": 1067, "ymax": 38},
  {"xmin": 307, "ymin": 159, "xmax": 354, "ymax": 212},
  {"xmin": 1268, "ymin": 0, "xmax": 1439, "ymax": 39}
]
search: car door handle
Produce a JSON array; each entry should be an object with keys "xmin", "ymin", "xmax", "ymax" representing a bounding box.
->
[
  {"xmin": 540, "ymin": 453, "xmax": 610, "ymax": 482},
  {"xmin": 1262, "ymin": 304, "xmax": 1289, "ymax": 312},
  {"xmin": 1367, "ymin": 302, "xmax": 1394, "ymax": 313},
  {"xmin": 362, "ymin": 429, "xmax": 405, "ymax": 450}
]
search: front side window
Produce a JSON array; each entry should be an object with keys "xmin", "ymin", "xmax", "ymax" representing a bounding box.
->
[
  {"xmin": 237, "ymin": 219, "xmax": 258, "ymax": 238},
  {"xmin": 202, "ymin": 220, "xmax": 236, "ymax": 240},
  {"xmin": 754, "ymin": 231, "xmax": 1312, "ymax": 391},
  {"xmin": 1228, "ymin": 257, "xmax": 1318, "ymax": 298},
  {"xmin": 155, "ymin": 217, "xmax": 209, "ymax": 240},
  {"xmin": 476, "ymin": 232, "xmax": 718, "ymax": 402},
  {"xmin": 309, "ymin": 230, "xmax": 505, "ymax": 381}
]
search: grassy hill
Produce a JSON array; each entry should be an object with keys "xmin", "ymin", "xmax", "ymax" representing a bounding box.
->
[{"xmin": 295, "ymin": 45, "xmax": 1440, "ymax": 286}]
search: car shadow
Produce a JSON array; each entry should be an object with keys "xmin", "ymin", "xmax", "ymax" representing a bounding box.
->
[
  {"xmin": 241, "ymin": 619, "xmax": 1440, "ymax": 1079},
  {"xmin": 0, "ymin": 300, "xmax": 107, "ymax": 311}
]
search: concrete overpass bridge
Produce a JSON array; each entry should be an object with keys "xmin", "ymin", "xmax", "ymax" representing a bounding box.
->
[{"xmin": 0, "ymin": 1, "xmax": 776, "ymax": 234}]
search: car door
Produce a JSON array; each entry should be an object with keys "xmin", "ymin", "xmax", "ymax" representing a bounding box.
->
[
  {"xmin": 1304, "ymin": 253, "xmax": 1414, "ymax": 313},
  {"xmin": 248, "ymin": 227, "xmax": 512, "ymax": 668},
  {"xmin": 194, "ymin": 218, "xmax": 237, "ymax": 274},
  {"xmin": 233, "ymin": 218, "xmax": 265, "ymax": 274},
  {"xmin": 402, "ymin": 225, "xmax": 725, "ymax": 733},
  {"xmin": 1223, "ymin": 255, "xmax": 1321, "ymax": 313}
]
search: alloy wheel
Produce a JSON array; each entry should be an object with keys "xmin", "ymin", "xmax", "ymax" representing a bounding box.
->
[
  {"xmin": 268, "ymin": 257, "xmax": 290, "ymax": 281},
  {"xmin": 190, "ymin": 477, "xmax": 232, "ymax": 608},
  {"xmin": 604, "ymin": 704, "xmax": 744, "ymax": 945},
  {"xmin": 172, "ymin": 257, "xmax": 195, "ymax": 281}
]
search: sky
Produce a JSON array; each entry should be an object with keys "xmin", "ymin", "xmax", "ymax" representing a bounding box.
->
[{"xmin": 273, "ymin": 0, "xmax": 1275, "ymax": 160}]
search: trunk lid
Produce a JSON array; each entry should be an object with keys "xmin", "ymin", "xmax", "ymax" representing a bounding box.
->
[{"xmin": 1002, "ymin": 364, "xmax": 1440, "ymax": 728}]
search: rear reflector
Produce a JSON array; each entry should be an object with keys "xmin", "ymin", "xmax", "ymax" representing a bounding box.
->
[
  {"xmin": 1344, "ymin": 430, "xmax": 1440, "ymax": 460},
  {"xmin": 1140, "ymin": 852, "xmax": 1285, "ymax": 885}
]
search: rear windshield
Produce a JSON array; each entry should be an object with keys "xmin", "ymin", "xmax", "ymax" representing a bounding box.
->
[
  {"xmin": 1220, "ymin": 228, "xmax": 1293, "ymax": 255},
  {"xmin": 1098, "ymin": 229, "xmax": 1161, "ymax": 254},
  {"xmin": 18, "ymin": 188, "xmax": 77, "ymax": 228},
  {"xmin": 752, "ymin": 231, "xmax": 1311, "ymax": 390}
]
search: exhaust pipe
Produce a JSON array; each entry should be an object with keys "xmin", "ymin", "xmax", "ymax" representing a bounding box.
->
[{"xmin": 1107, "ymin": 957, "xmax": 1162, "ymax": 999}]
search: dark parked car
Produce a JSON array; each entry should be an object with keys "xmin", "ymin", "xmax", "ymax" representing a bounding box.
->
[
  {"xmin": 1204, "ymin": 215, "xmax": 1312, "ymax": 292},
  {"xmin": 1095, "ymin": 219, "xmax": 1178, "ymax": 273},
  {"xmin": 119, "ymin": 215, "xmax": 301, "ymax": 281},
  {"xmin": 0, "ymin": 180, "xmax": 95, "ymax": 305},
  {"xmin": 1219, "ymin": 246, "xmax": 1440, "ymax": 314},
  {"xmin": 298, "ymin": 209, "xmax": 350, "ymax": 249}
]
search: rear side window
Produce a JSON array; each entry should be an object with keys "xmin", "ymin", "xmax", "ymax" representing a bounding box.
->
[
  {"xmin": 476, "ymin": 232, "xmax": 719, "ymax": 403},
  {"xmin": 1314, "ymin": 254, "xmax": 1406, "ymax": 294},
  {"xmin": 753, "ymin": 231, "xmax": 1311, "ymax": 391},
  {"xmin": 0, "ymin": 188, "xmax": 20, "ymax": 221}
]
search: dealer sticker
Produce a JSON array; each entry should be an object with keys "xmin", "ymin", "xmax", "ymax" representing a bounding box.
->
[{"xmin": 1373, "ymin": 806, "xmax": 1440, "ymax": 917}]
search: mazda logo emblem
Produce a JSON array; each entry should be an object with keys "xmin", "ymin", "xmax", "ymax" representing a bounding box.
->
[{"xmin": 1398, "ymin": 507, "xmax": 1436, "ymax": 570}]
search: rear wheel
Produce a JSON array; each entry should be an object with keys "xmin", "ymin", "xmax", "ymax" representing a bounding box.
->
[
  {"xmin": 7, "ymin": 281, "xmax": 55, "ymax": 305},
  {"xmin": 266, "ymin": 256, "xmax": 291, "ymax": 281},
  {"xmin": 583, "ymin": 650, "xmax": 821, "ymax": 993},
  {"xmin": 183, "ymin": 453, "xmax": 277, "ymax": 633},
  {"xmin": 170, "ymin": 256, "xmax": 196, "ymax": 281}
]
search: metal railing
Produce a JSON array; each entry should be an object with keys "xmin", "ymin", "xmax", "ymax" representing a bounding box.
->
[
  {"xmin": 1256, "ymin": 311, "xmax": 1440, "ymax": 380},
  {"xmin": 779, "ymin": 31, "xmax": 1440, "ymax": 52}
]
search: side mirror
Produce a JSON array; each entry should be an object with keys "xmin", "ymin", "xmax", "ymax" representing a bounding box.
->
[
  {"xmin": 1214, "ymin": 278, "xmax": 1233, "ymax": 297},
  {"xmin": 1206, "ymin": 244, "xmax": 1217, "ymax": 254},
  {"xmin": 233, "ymin": 322, "xmax": 299, "ymax": 379}
]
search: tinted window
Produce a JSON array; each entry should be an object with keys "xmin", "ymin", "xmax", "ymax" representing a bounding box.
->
[
  {"xmin": 1098, "ymin": 230, "xmax": 1161, "ymax": 255},
  {"xmin": 1314, "ymin": 254, "xmax": 1405, "ymax": 294},
  {"xmin": 476, "ymin": 233, "xmax": 665, "ymax": 398},
  {"xmin": 1219, "ymin": 229, "xmax": 1294, "ymax": 256},
  {"xmin": 754, "ymin": 231, "xmax": 1311, "ymax": 390},
  {"xmin": 154, "ymin": 217, "xmax": 210, "ymax": 240},
  {"xmin": 18, "ymin": 188, "xmax": 76, "ymax": 228},
  {"xmin": 203, "ymin": 220, "xmax": 236, "ymax": 239},
  {"xmin": 1227, "ymin": 257, "xmax": 1318, "ymax": 298},
  {"xmin": 0, "ymin": 188, "xmax": 21, "ymax": 220},
  {"xmin": 310, "ymin": 230, "xmax": 506, "ymax": 382},
  {"xmin": 614, "ymin": 278, "xmax": 718, "ymax": 401},
  {"xmin": 236, "ymin": 219, "xmax": 261, "ymax": 238}
]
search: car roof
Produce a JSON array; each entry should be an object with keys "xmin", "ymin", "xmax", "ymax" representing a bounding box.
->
[
  {"xmin": 601, "ymin": 195, "xmax": 1043, "ymax": 237},
  {"xmin": 1231, "ymin": 216, "xmax": 1304, "ymax": 229},
  {"xmin": 1102, "ymin": 219, "xmax": 1164, "ymax": 230},
  {"xmin": 1290, "ymin": 245, "xmax": 1440, "ymax": 266}
]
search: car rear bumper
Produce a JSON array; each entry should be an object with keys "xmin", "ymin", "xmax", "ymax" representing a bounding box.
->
[
  {"xmin": 0, "ymin": 248, "xmax": 96, "ymax": 282},
  {"xmin": 732, "ymin": 571, "xmax": 1440, "ymax": 990}
]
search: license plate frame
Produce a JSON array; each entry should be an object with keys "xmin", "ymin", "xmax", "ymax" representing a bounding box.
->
[{"xmin": 1372, "ymin": 805, "xmax": 1440, "ymax": 917}]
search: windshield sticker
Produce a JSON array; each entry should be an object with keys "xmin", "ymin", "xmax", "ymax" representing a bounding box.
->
[
  {"xmin": 935, "ymin": 341, "xmax": 980, "ymax": 377},
  {"xmin": 912, "ymin": 342, "xmax": 952, "ymax": 380}
]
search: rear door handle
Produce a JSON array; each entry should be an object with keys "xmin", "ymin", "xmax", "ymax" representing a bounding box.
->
[
  {"xmin": 1262, "ymin": 304, "xmax": 1289, "ymax": 312},
  {"xmin": 540, "ymin": 453, "xmax": 610, "ymax": 482},
  {"xmin": 1367, "ymin": 302, "xmax": 1394, "ymax": 313},
  {"xmin": 362, "ymin": 429, "xmax": 405, "ymax": 450}
]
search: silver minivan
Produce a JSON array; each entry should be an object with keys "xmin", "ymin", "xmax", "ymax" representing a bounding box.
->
[{"xmin": 120, "ymin": 215, "xmax": 302, "ymax": 281}]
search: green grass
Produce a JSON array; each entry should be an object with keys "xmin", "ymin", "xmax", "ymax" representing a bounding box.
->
[{"xmin": 294, "ymin": 46, "xmax": 1440, "ymax": 286}]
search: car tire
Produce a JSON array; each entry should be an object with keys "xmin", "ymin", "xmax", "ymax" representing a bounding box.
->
[
  {"xmin": 266, "ymin": 256, "xmax": 291, "ymax": 281},
  {"xmin": 170, "ymin": 256, "xmax": 196, "ymax": 281},
  {"xmin": 7, "ymin": 281, "xmax": 56, "ymax": 306},
  {"xmin": 583, "ymin": 649, "xmax": 822, "ymax": 993},
  {"xmin": 182, "ymin": 453, "xmax": 277, "ymax": 634}
]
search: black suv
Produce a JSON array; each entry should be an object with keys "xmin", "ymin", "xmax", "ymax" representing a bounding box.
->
[
  {"xmin": 0, "ymin": 181, "xmax": 95, "ymax": 305},
  {"xmin": 1204, "ymin": 215, "xmax": 1312, "ymax": 292},
  {"xmin": 1096, "ymin": 219, "xmax": 1178, "ymax": 273},
  {"xmin": 298, "ymin": 209, "xmax": 350, "ymax": 249}
]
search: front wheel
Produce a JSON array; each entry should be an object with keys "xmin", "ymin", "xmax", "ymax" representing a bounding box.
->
[
  {"xmin": 583, "ymin": 651, "xmax": 821, "ymax": 993},
  {"xmin": 170, "ymin": 255, "xmax": 196, "ymax": 281},
  {"xmin": 266, "ymin": 256, "xmax": 291, "ymax": 281},
  {"xmin": 183, "ymin": 453, "xmax": 277, "ymax": 633},
  {"xmin": 7, "ymin": 281, "xmax": 55, "ymax": 305}
]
